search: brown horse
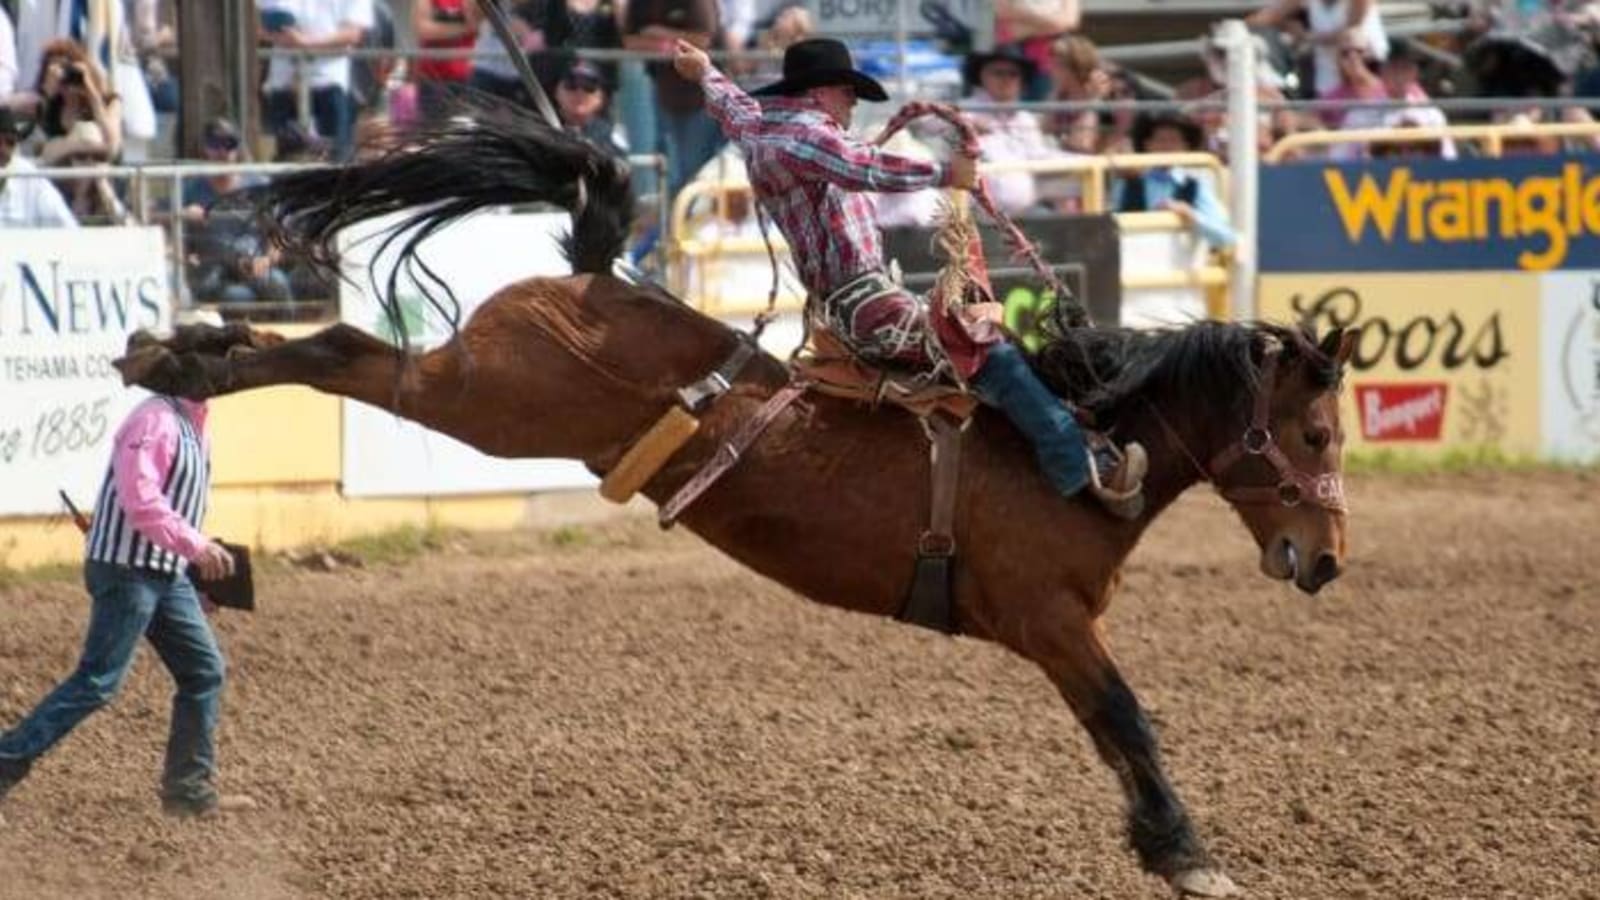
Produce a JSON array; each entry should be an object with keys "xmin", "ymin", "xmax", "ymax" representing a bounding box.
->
[{"xmin": 118, "ymin": 108, "xmax": 1352, "ymax": 896}]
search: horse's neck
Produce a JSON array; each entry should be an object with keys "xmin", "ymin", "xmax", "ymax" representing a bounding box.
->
[{"xmin": 1120, "ymin": 402, "xmax": 1215, "ymax": 520}]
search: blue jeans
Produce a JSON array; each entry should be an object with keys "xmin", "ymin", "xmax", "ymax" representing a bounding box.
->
[
  {"xmin": 0, "ymin": 561, "xmax": 226, "ymax": 807},
  {"xmin": 193, "ymin": 264, "xmax": 294, "ymax": 306},
  {"xmin": 616, "ymin": 60, "xmax": 658, "ymax": 196},
  {"xmin": 659, "ymin": 106, "xmax": 725, "ymax": 198},
  {"xmin": 265, "ymin": 86, "xmax": 353, "ymax": 160},
  {"xmin": 972, "ymin": 342, "xmax": 1092, "ymax": 497}
]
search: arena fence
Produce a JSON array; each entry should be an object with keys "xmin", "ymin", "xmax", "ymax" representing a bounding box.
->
[
  {"xmin": 1265, "ymin": 121, "xmax": 1600, "ymax": 162},
  {"xmin": 665, "ymin": 151, "xmax": 1234, "ymax": 322}
]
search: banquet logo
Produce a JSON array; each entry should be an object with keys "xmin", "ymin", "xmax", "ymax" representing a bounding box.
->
[{"xmin": 1356, "ymin": 383, "xmax": 1448, "ymax": 441}]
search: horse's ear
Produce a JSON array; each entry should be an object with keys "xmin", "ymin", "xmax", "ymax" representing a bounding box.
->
[{"xmin": 1319, "ymin": 327, "xmax": 1356, "ymax": 366}]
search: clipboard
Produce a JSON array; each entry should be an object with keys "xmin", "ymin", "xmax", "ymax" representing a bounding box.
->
[{"xmin": 190, "ymin": 541, "xmax": 255, "ymax": 612}]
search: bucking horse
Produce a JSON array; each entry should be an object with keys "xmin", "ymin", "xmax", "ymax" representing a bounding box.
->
[{"xmin": 115, "ymin": 100, "xmax": 1352, "ymax": 897}]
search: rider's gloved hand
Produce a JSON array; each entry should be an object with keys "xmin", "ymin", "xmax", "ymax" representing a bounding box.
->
[
  {"xmin": 674, "ymin": 39, "xmax": 711, "ymax": 83},
  {"xmin": 949, "ymin": 152, "xmax": 979, "ymax": 191}
]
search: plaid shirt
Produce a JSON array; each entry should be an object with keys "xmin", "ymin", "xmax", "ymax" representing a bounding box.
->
[{"xmin": 701, "ymin": 70, "xmax": 951, "ymax": 298}]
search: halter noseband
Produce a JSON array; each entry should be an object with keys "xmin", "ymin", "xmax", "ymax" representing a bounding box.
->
[{"xmin": 1203, "ymin": 343, "xmax": 1348, "ymax": 513}]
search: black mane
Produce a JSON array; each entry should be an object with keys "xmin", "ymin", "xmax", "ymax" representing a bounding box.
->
[{"xmin": 1028, "ymin": 319, "xmax": 1339, "ymax": 429}]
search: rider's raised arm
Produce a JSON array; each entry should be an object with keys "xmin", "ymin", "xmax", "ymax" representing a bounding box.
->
[
  {"xmin": 776, "ymin": 127, "xmax": 953, "ymax": 194},
  {"xmin": 701, "ymin": 68, "xmax": 763, "ymax": 143}
]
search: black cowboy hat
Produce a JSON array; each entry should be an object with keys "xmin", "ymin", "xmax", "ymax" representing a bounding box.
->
[
  {"xmin": 1132, "ymin": 110, "xmax": 1203, "ymax": 152},
  {"xmin": 752, "ymin": 38, "xmax": 889, "ymax": 102},
  {"xmin": 962, "ymin": 43, "xmax": 1038, "ymax": 89}
]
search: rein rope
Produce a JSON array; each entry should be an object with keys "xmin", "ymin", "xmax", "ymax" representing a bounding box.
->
[{"xmin": 875, "ymin": 102, "xmax": 1086, "ymax": 326}]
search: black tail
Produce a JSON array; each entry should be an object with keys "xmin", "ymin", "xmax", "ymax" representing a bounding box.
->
[{"xmin": 250, "ymin": 96, "xmax": 632, "ymax": 342}]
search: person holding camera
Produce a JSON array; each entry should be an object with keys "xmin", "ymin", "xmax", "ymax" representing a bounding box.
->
[
  {"xmin": 1048, "ymin": 34, "xmax": 1110, "ymax": 154},
  {"xmin": 0, "ymin": 318, "xmax": 254, "ymax": 820},
  {"xmin": 30, "ymin": 38, "xmax": 122, "ymax": 161},
  {"xmin": 182, "ymin": 118, "xmax": 293, "ymax": 306}
]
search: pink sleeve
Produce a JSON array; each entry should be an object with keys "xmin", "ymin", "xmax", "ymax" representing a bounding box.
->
[{"xmin": 111, "ymin": 401, "xmax": 210, "ymax": 561}]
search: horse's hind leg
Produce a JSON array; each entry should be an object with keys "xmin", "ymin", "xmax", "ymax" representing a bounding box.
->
[
  {"xmin": 116, "ymin": 322, "xmax": 430, "ymax": 414},
  {"xmin": 1037, "ymin": 620, "xmax": 1238, "ymax": 897}
]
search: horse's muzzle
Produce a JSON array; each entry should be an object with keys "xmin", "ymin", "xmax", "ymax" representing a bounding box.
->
[{"xmin": 1296, "ymin": 551, "xmax": 1342, "ymax": 596}]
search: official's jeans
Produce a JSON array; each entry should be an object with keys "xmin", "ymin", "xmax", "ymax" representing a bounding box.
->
[{"xmin": 0, "ymin": 561, "xmax": 225, "ymax": 805}]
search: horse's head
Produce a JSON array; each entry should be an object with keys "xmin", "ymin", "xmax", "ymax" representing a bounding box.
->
[
  {"xmin": 1213, "ymin": 327, "xmax": 1354, "ymax": 595},
  {"xmin": 1030, "ymin": 318, "xmax": 1355, "ymax": 594}
]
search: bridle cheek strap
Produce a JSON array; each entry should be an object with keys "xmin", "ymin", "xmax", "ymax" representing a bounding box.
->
[{"xmin": 1205, "ymin": 345, "xmax": 1349, "ymax": 514}]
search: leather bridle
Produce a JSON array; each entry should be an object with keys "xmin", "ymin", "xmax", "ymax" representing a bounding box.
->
[{"xmin": 1203, "ymin": 343, "xmax": 1348, "ymax": 513}]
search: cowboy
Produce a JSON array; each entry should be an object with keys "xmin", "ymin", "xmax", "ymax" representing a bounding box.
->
[{"xmin": 673, "ymin": 38, "xmax": 1146, "ymax": 517}]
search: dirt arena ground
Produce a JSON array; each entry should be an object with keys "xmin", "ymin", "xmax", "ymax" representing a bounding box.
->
[{"xmin": 0, "ymin": 471, "xmax": 1596, "ymax": 899}]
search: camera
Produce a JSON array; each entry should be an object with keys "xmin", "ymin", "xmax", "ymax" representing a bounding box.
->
[{"xmin": 62, "ymin": 66, "xmax": 86, "ymax": 88}]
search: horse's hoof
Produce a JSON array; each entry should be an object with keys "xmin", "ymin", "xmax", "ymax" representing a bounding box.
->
[
  {"xmin": 112, "ymin": 345, "xmax": 174, "ymax": 387},
  {"xmin": 125, "ymin": 329, "xmax": 161, "ymax": 353},
  {"xmin": 1172, "ymin": 868, "xmax": 1240, "ymax": 897}
]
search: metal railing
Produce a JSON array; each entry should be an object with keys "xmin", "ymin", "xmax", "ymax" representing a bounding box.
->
[
  {"xmin": 1264, "ymin": 121, "xmax": 1600, "ymax": 162},
  {"xmin": 664, "ymin": 152, "xmax": 1234, "ymax": 319}
]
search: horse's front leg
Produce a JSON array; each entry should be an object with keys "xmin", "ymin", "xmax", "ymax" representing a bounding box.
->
[{"xmin": 1038, "ymin": 619, "xmax": 1238, "ymax": 897}]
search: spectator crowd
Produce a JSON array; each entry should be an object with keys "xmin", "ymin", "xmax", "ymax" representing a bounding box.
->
[{"xmin": 4, "ymin": 0, "xmax": 1600, "ymax": 306}]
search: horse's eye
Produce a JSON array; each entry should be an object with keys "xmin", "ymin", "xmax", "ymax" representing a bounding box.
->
[{"xmin": 1305, "ymin": 428, "xmax": 1331, "ymax": 452}]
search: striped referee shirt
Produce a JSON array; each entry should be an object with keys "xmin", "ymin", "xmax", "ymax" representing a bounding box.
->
[{"xmin": 86, "ymin": 396, "xmax": 212, "ymax": 574}]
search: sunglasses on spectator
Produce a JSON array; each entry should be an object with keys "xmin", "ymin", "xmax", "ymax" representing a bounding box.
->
[
  {"xmin": 205, "ymin": 136, "xmax": 240, "ymax": 152},
  {"xmin": 561, "ymin": 77, "xmax": 602, "ymax": 93}
]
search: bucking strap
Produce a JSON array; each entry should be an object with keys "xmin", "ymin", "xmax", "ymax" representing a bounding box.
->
[
  {"xmin": 679, "ymin": 335, "xmax": 759, "ymax": 412},
  {"xmin": 659, "ymin": 381, "xmax": 808, "ymax": 527},
  {"xmin": 897, "ymin": 414, "xmax": 964, "ymax": 634}
]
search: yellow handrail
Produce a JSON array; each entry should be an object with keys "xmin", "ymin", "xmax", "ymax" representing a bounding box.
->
[
  {"xmin": 1264, "ymin": 121, "xmax": 1600, "ymax": 163},
  {"xmin": 669, "ymin": 151, "xmax": 1232, "ymax": 239}
]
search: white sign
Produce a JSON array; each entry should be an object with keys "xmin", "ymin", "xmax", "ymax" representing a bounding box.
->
[
  {"xmin": 802, "ymin": 0, "xmax": 986, "ymax": 36},
  {"xmin": 1540, "ymin": 272, "xmax": 1600, "ymax": 462},
  {"xmin": 338, "ymin": 211, "xmax": 597, "ymax": 497},
  {"xmin": 0, "ymin": 227, "xmax": 168, "ymax": 516}
]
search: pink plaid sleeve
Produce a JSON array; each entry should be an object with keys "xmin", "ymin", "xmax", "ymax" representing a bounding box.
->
[
  {"xmin": 701, "ymin": 69, "xmax": 763, "ymax": 143},
  {"xmin": 774, "ymin": 128, "xmax": 951, "ymax": 193}
]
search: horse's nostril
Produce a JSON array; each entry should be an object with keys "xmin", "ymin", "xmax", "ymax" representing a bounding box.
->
[{"xmin": 1312, "ymin": 552, "xmax": 1341, "ymax": 586}]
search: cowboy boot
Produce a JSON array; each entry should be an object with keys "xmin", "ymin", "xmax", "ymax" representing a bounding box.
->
[
  {"xmin": 162, "ymin": 789, "xmax": 259, "ymax": 818},
  {"xmin": 971, "ymin": 342, "xmax": 1092, "ymax": 498},
  {"xmin": 1088, "ymin": 440, "xmax": 1149, "ymax": 521}
]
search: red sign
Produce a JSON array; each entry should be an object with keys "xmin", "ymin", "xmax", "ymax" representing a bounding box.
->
[{"xmin": 1355, "ymin": 383, "xmax": 1448, "ymax": 441}]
